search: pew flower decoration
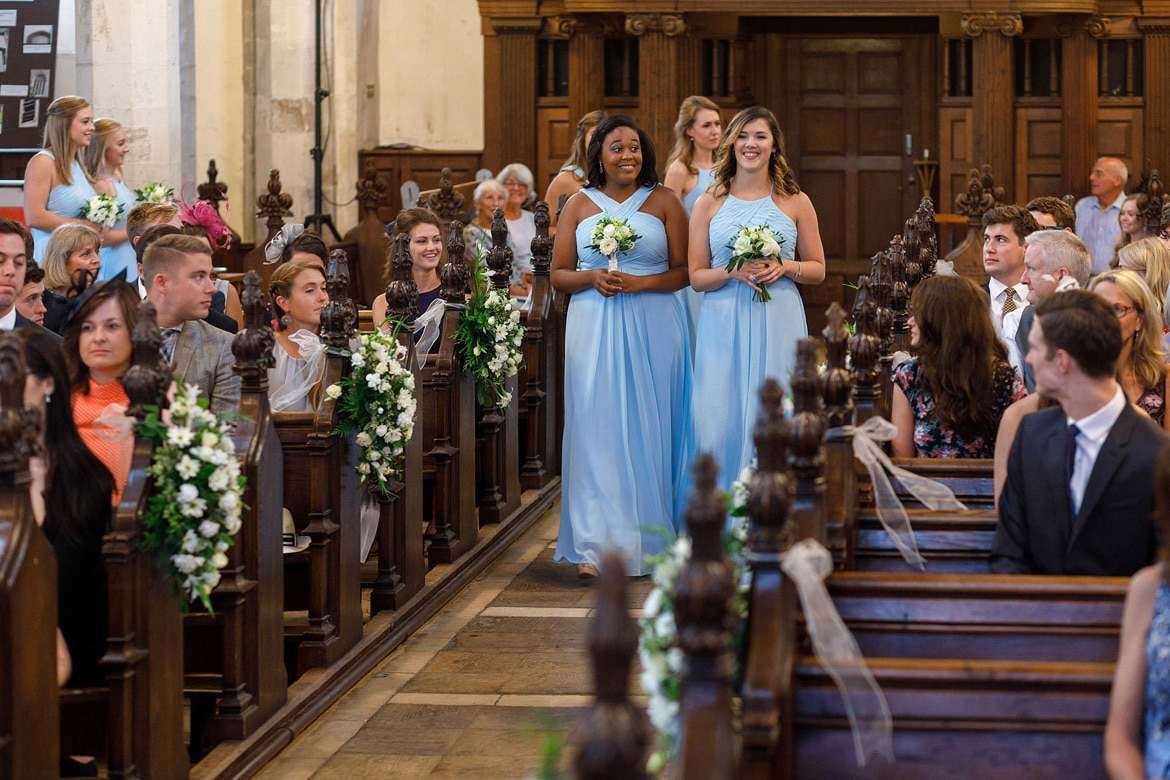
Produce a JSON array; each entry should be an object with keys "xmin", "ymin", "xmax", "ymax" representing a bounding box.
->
[
  {"xmin": 135, "ymin": 181, "xmax": 175, "ymax": 203},
  {"xmin": 79, "ymin": 193, "xmax": 124, "ymax": 229},
  {"xmin": 325, "ymin": 326, "xmax": 416, "ymax": 498},
  {"xmin": 638, "ymin": 463, "xmax": 753, "ymax": 773},
  {"xmin": 585, "ymin": 215, "xmax": 640, "ymax": 272},
  {"xmin": 455, "ymin": 244, "xmax": 526, "ymax": 409},
  {"xmin": 726, "ymin": 224, "xmax": 784, "ymax": 303},
  {"xmin": 139, "ymin": 382, "xmax": 244, "ymax": 613}
]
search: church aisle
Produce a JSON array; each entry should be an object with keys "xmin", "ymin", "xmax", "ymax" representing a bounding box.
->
[{"xmin": 256, "ymin": 501, "xmax": 654, "ymax": 779}]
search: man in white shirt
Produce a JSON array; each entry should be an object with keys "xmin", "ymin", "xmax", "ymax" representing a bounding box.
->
[
  {"xmin": 1074, "ymin": 156, "xmax": 1129, "ymax": 274},
  {"xmin": 992, "ymin": 290, "xmax": 1168, "ymax": 575},
  {"xmin": 982, "ymin": 205, "xmax": 1038, "ymax": 374}
]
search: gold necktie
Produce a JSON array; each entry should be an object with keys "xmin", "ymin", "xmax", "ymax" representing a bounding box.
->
[{"xmin": 1002, "ymin": 287, "xmax": 1017, "ymax": 316}]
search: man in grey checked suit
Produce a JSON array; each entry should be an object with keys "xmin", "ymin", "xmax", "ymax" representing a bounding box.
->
[{"xmin": 143, "ymin": 233, "xmax": 240, "ymax": 418}]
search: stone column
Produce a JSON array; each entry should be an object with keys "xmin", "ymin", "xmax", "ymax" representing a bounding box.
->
[
  {"xmin": 75, "ymin": 0, "xmax": 196, "ymax": 193},
  {"xmin": 963, "ymin": 12, "xmax": 1021, "ymax": 201},
  {"xmin": 1139, "ymin": 19, "xmax": 1170, "ymax": 172},
  {"xmin": 626, "ymin": 13, "xmax": 687, "ymax": 174},
  {"xmin": 484, "ymin": 16, "xmax": 540, "ymax": 172}
]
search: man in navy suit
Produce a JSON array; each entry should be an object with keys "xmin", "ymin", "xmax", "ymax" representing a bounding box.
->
[
  {"xmin": 992, "ymin": 290, "xmax": 1170, "ymax": 575},
  {"xmin": 0, "ymin": 216, "xmax": 57, "ymax": 338}
]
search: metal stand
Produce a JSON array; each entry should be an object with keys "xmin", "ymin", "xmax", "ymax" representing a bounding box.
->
[{"xmin": 305, "ymin": 0, "xmax": 342, "ymax": 241}]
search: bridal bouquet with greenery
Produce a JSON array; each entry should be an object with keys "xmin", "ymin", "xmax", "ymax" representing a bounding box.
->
[
  {"xmin": 139, "ymin": 382, "xmax": 245, "ymax": 613},
  {"xmin": 585, "ymin": 215, "xmax": 640, "ymax": 272},
  {"xmin": 725, "ymin": 224, "xmax": 785, "ymax": 302},
  {"xmin": 135, "ymin": 181, "xmax": 175, "ymax": 203},
  {"xmin": 80, "ymin": 193, "xmax": 124, "ymax": 228}
]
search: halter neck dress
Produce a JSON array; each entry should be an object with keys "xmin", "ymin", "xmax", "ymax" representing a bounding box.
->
[
  {"xmin": 679, "ymin": 166, "xmax": 715, "ymax": 357},
  {"xmin": 30, "ymin": 150, "xmax": 98, "ymax": 262},
  {"xmin": 553, "ymin": 185, "xmax": 693, "ymax": 576},
  {"xmin": 99, "ymin": 177, "xmax": 137, "ymax": 281},
  {"xmin": 1145, "ymin": 577, "xmax": 1170, "ymax": 778},
  {"xmin": 692, "ymin": 192, "xmax": 804, "ymax": 492}
]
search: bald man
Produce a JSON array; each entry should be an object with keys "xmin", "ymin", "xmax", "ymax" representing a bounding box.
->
[{"xmin": 1074, "ymin": 156, "xmax": 1128, "ymax": 274}]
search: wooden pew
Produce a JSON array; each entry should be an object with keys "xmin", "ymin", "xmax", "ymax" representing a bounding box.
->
[
  {"xmin": 272, "ymin": 252, "xmax": 363, "ymax": 676},
  {"xmin": 334, "ymin": 160, "xmax": 391, "ymax": 307},
  {"xmin": 0, "ymin": 334, "xmax": 59, "ymax": 779},
  {"xmin": 518, "ymin": 201, "xmax": 560, "ymax": 489},
  {"xmin": 59, "ymin": 302, "xmax": 188, "ymax": 777},
  {"xmin": 185, "ymin": 271, "xmax": 287, "ymax": 755},
  {"xmin": 854, "ymin": 508, "xmax": 997, "ymax": 573}
]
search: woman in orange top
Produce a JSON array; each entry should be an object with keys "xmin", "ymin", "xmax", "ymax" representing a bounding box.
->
[{"xmin": 61, "ymin": 279, "xmax": 140, "ymax": 503}]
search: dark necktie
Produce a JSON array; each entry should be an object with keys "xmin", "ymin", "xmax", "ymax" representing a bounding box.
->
[
  {"xmin": 1065, "ymin": 423, "xmax": 1080, "ymax": 523},
  {"xmin": 1002, "ymin": 286, "xmax": 1018, "ymax": 316},
  {"xmin": 161, "ymin": 327, "xmax": 182, "ymax": 364}
]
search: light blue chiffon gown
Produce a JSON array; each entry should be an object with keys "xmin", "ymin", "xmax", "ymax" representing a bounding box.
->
[
  {"xmin": 1144, "ymin": 578, "xmax": 1170, "ymax": 779},
  {"xmin": 99, "ymin": 177, "xmax": 137, "ymax": 281},
  {"xmin": 679, "ymin": 167, "xmax": 714, "ymax": 356},
  {"xmin": 554, "ymin": 185, "xmax": 693, "ymax": 576},
  {"xmin": 30, "ymin": 150, "xmax": 98, "ymax": 262},
  {"xmin": 692, "ymin": 194, "xmax": 804, "ymax": 492}
]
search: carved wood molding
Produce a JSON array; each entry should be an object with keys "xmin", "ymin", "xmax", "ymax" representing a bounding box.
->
[
  {"xmin": 624, "ymin": 13, "xmax": 687, "ymax": 38},
  {"xmin": 1085, "ymin": 16, "xmax": 1112, "ymax": 39},
  {"xmin": 547, "ymin": 14, "xmax": 621, "ymax": 38},
  {"xmin": 489, "ymin": 16, "xmax": 542, "ymax": 34},
  {"xmin": 961, "ymin": 12, "xmax": 1023, "ymax": 38},
  {"xmin": 1136, "ymin": 17, "xmax": 1170, "ymax": 34}
]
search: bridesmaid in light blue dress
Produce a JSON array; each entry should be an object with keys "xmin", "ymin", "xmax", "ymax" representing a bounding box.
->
[
  {"xmin": 551, "ymin": 114, "xmax": 693, "ymax": 578},
  {"xmin": 22, "ymin": 96, "xmax": 100, "ymax": 262},
  {"xmin": 690, "ymin": 106, "xmax": 826, "ymax": 493},
  {"xmin": 83, "ymin": 119, "xmax": 136, "ymax": 281},
  {"xmin": 665, "ymin": 96, "xmax": 723, "ymax": 356}
]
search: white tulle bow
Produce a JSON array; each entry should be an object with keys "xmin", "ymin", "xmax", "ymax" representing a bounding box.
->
[
  {"xmin": 780, "ymin": 538, "xmax": 894, "ymax": 767},
  {"xmin": 413, "ymin": 297, "xmax": 448, "ymax": 369},
  {"xmin": 847, "ymin": 416, "xmax": 966, "ymax": 570}
]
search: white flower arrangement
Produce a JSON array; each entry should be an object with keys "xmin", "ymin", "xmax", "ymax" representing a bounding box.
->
[
  {"xmin": 140, "ymin": 382, "xmax": 244, "ymax": 612},
  {"xmin": 725, "ymin": 224, "xmax": 785, "ymax": 303},
  {"xmin": 585, "ymin": 215, "xmax": 640, "ymax": 272},
  {"xmin": 638, "ymin": 462, "xmax": 753, "ymax": 773},
  {"xmin": 79, "ymin": 193, "xmax": 124, "ymax": 229},
  {"xmin": 134, "ymin": 181, "xmax": 175, "ymax": 203},
  {"xmin": 455, "ymin": 249, "xmax": 526, "ymax": 409},
  {"xmin": 325, "ymin": 328, "xmax": 416, "ymax": 498}
]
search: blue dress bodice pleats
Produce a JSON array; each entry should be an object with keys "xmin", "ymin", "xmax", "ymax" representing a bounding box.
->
[
  {"xmin": 31, "ymin": 150, "xmax": 98, "ymax": 262},
  {"xmin": 1145, "ymin": 578, "xmax": 1170, "ymax": 778},
  {"xmin": 98, "ymin": 177, "xmax": 137, "ymax": 281}
]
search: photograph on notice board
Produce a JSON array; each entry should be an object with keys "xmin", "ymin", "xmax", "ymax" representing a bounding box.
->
[
  {"xmin": 22, "ymin": 24, "xmax": 51, "ymax": 54},
  {"xmin": 29, "ymin": 69, "xmax": 47, "ymax": 97},
  {"xmin": 0, "ymin": 29, "xmax": 8, "ymax": 73},
  {"xmin": 18, "ymin": 98, "xmax": 37, "ymax": 128},
  {"xmin": 0, "ymin": 106, "xmax": 6, "ymax": 136}
]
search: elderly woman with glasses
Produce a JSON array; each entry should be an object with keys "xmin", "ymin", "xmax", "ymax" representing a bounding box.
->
[
  {"xmin": 1089, "ymin": 269, "xmax": 1170, "ymax": 430},
  {"xmin": 495, "ymin": 163, "xmax": 537, "ymax": 300}
]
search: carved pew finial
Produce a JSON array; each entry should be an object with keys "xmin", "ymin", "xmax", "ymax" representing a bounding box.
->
[
  {"xmin": 424, "ymin": 167, "xmax": 465, "ymax": 223},
  {"xmin": 531, "ymin": 202, "xmax": 552, "ymax": 276},
  {"xmin": 255, "ymin": 169, "xmax": 293, "ymax": 236},
  {"xmin": 749, "ymin": 378, "xmax": 793, "ymax": 555},
  {"xmin": 386, "ymin": 233, "xmax": 421, "ymax": 324},
  {"xmin": 790, "ymin": 339, "xmax": 828, "ymax": 544},
  {"xmin": 198, "ymin": 159, "xmax": 228, "ymax": 213},
  {"xmin": 356, "ymin": 160, "xmax": 387, "ymax": 219},
  {"xmin": 849, "ymin": 277, "xmax": 883, "ymax": 426},
  {"xmin": 440, "ymin": 229, "xmax": 470, "ymax": 304},
  {"xmin": 914, "ymin": 196, "xmax": 938, "ymax": 282},
  {"xmin": 822, "ymin": 302, "xmax": 854, "ymax": 428},
  {"xmin": 955, "ymin": 164, "xmax": 1003, "ymax": 225},
  {"xmin": 488, "ymin": 207, "xmax": 513, "ymax": 291},
  {"xmin": 232, "ymin": 271, "xmax": 276, "ymax": 392},
  {"xmin": 1142, "ymin": 169, "xmax": 1166, "ymax": 236},
  {"xmin": 576, "ymin": 549, "xmax": 648, "ymax": 780},
  {"xmin": 321, "ymin": 250, "xmax": 357, "ymax": 350},
  {"xmin": 123, "ymin": 301, "xmax": 172, "ymax": 420}
]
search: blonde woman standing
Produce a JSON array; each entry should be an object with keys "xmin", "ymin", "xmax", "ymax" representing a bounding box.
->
[{"xmin": 82, "ymin": 118, "xmax": 135, "ymax": 281}]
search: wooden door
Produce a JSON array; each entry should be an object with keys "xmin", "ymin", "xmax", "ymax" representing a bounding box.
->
[{"xmin": 785, "ymin": 38, "xmax": 923, "ymax": 329}]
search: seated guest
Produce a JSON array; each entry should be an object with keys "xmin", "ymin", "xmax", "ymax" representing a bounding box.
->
[
  {"xmin": 267, "ymin": 261, "xmax": 328, "ymax": 412},
  {"xmin": 983, "ymin": 205, "xmax": 1039, "ymax": 374},
  {"xmin": 0, "ymin": 217, "xmax": 55, "ymax": 336},
  {"xmin": 176, "ymin": 201, "xmax": 243, "ymax": 327},
  {"xmin": 144, "ymin": 233, "xmax": 240, "ymax": 418},
  {"xmin": 41, "ymin": 223, "xmax": 102, "ymax": 333},
  {"xmin": 16, "ymin": 260, "xmax": 47, "ymax": 326},
  {"xmin": 265, "ymin": 224, "xmax": 328, "ymax": 269},
  {"xmin": 371, "ymin": 208, "xmax": 445, "ymax": 332},
  {"xmin": 1104, "ymin": 441, "xmax": 1170, "ymax": 780},
  {"xmin": 1026, "ymin": 195, "xmax": 1076, "ymax": 231},
  {"xmin": 1117, "ymin": 237, "xmax": 1170, "ymax": 317},
  {"xmin": 892, "ymin": 274, "xmax": 1025, "ymax": 458},
  {"xmin": 496, "ymin": 162, "xmax": 537, "ymax": 299},
  {"xmin": 991, "ymin": 290, "xmax": 1170, "ymax": 576},
  {"xmin": 1089, "ymin": 269, "xmax": 1170, "ymax": 430},
  {"xmin": 1113, "ymin": 193, "xmax": 1151, "ymax": 262},
  {"xmin": 61, "ymin": 280, "xmax": 140, "ymax": 503},
  {"xmin": 126, "ymin": 202, "xmax": 181, "ymax": 297},
  {"xmin": 137, "ymin": 223, "xmax": 237, "ymax": 334},
  {"xmin": 1076, "ymin": 156, "xmax": 1129, "ymax": 274},
  {"xmin": 462, "ymin": 178, "xmax": 507, "ymax": 264}
]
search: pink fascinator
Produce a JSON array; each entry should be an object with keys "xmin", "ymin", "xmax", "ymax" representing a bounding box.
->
[{"xmin": 177, "ymin": 198, "xmax": 233, "ymax": 251}]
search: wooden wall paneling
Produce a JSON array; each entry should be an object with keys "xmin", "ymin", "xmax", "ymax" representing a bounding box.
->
[
  {"xmin": 1140, "ymin": 21, "xmax": 1170, "ymax": 171},
  {"xmin": 627, "ymin": 14, "xmax": 687, "ymax": 177},
  {"xmin": 490, "ymin": 17, "xmax": 541, "ymax": 172},
  {"xmin": 752, "ymin": 33, "xmax": 787, "ymax": 123},
  {"xmin": 568, "ymin": 21, "xmax": 606, "ymax": 125},
  {"xmin": 355, "ymin": 150, "xmax": 484, "ymax": 223},
  {"xmin": 938, "ymin": 106, "xmax": 974, "ymax": 210},
  {"xmin": 535, "ymin": 107, "xmax": 570, "ymax": 194},
  {"xmin": 968, "ymin": 14, "xmax": 1019, "ymax": 202},
  {"xmin": 916, "ymin": 34, "xmax": 941, "ymax": 204},
  {"xmin": 1098, "ymin": 106, "xmax": 1144, "ymax": 175},
  {"xmin": 482, "ymin": 25, "xmax": 504, "ymax": 176},
  {"xmin": 1062, "ymin": 30, "xmax": 1099, "ymax": 197},
  {"xmin": 1014, "ymin": 106, "xmax": 1063, "ymax": 200}
]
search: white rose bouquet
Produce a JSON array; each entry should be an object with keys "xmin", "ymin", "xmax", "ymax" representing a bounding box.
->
[
  {"xmin": 80, "ymin": 193, "xmax": 124, "ymax": 229},
  {"xmin": 325, "ymin": 326, "xmax": 416, "ymax": 498},
  {"xmin": 134, "ymin": 182, "xmax": 175, "ymax": 203},
  {"xmin": 725, "ymin": 224, "xmax": 785, "ymax": 303},
  {"xmin": 585, "ymin": 215, "xmax": 640, "ymax": 272},
  {"xmin": 638, "ymin": 462, "xmax": 753, "ymax": 773},
  {"xmin": 139, "ymin": 382, "xmax": 245, "ymax": 613}
]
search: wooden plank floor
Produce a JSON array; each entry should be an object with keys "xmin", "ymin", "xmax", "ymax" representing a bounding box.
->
[{"xmin": 255, "ymin": 501, "xmax": 655, "ymax": 779}]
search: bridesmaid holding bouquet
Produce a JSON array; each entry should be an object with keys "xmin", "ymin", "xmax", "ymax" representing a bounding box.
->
[
  {"xmin": 689, "ymin": 106, "xmax": 826, "ymax": 491},
  {"xmin": 551, "ymin": 114, "xmax": 692, "ymax": 578}
]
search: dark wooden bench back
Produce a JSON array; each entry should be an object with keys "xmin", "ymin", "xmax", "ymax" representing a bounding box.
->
[
  {"xmin": 518, "ymin": 201, "xmax": 560, "ymax": 489},
  {"xmin": 335, "ymin": 159, "xmax": 391, "ymax": 307},
  {"xmin": 0, "ymin": 334, "xmax": 59, "ymax": 779}
]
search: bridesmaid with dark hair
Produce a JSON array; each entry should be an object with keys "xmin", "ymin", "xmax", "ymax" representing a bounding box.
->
[{"xmin": 551, "ymin": 114, "xmax": 692, "ymax": 578}]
